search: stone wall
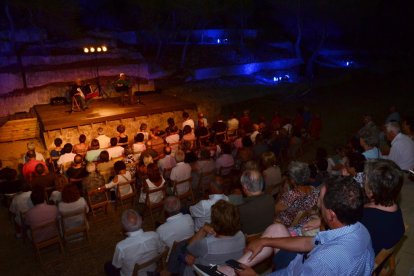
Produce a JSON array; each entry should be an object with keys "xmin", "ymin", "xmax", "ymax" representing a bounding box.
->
[{"xmin": 42, "ymin": 109, "xmax": 198, "ymax": 151}]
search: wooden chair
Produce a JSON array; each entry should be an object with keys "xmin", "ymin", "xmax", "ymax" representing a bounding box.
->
[
  {"xmin": 116, "ymin": 179, "xmax": 136, "ymax": 209},
  {"xmin": 132, "ymin": 247, "xmax": 169, "ymax": 276},
  {"xmin": 87, "ymin": 187, "xmax": 109, "ymax": 217},
  {"xmin": 30, "ymin": 218, "xmax": 64, "ymax": 264},
  {"xmin": 71, "ymin": 96, "xmax": 81, "ymax": 112},
  {"xmin": 172, "ymin": 177, "xmax": 195, "ymax": 204},
  {"xmin": 60, "ymin": 208, "xmax": 89, "ymax": 249},
  {"xmin": 162, "ymin": 167, "xmax": 173, "ymax": 181},
  {"xmin": 372, "ymin": 226, "xmax": 408, "ymax": 276},
  {"xmin": 142, "ymin": 183, "xmax": 167, "ymax": 227}
]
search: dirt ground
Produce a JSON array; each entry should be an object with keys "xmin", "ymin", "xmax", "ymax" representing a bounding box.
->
[{"xmin": 1, "ymin": 66, "xmax": 414, "ymax": 275}]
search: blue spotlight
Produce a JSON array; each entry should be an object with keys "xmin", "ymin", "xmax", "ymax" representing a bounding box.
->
[{"xmin": 217, "ymin": 38, "xmax": 221, "ymax": 44}]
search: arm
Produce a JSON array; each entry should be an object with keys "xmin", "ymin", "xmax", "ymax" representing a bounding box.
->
[
  {"xmin": 246, "ymin": 236, "xmax": 314, "ymax": 260},
  {"xmin": 188, "ymin": 224, "xmax": 215, "ymax": 245}
]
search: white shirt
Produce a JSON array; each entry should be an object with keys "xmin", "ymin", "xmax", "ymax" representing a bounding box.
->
[
  {"xmin": 250, "ymin": 130, "xmax": 260, "ymax": 143},
  {"xmin": 170, "ymin": 162, "xmax": 192, "ymax": 195},
  {"xmin": 189, "ymin": 194, "xmax": 229, "ymax": 231},
  {"xmin": 22, "ymin": 151, "xmax": 45, "ymax": 164},
  {"xmin": 112, "ymin": 229, "xmax": 164, "ymax": 276},
  {"xmin": 157, "ymin": 155, "xmax": 176, "ymax": 172},
  {"xmin": 139, "ymin": 178, "xmax": 165, "ymax": 204},
  {"xmin": 96, "ymin": 134, "xmax": 111, "ymax": 149},
  {"xmin": 107, "ymin": 146, "xmax": 125, "ymax": 159},
  {"xmin": 182, "ymin": 119, "xmax": 195, "ymax": 130},
  {"xmin": 227, "ymin": 118, "xmax": 239, "ymax": 133},
  {"xmin": 9, "ymin": 191, "xmax": 33, "ymax": 225},
  {"xmin": 57, "ymin": 152, "xmax": 76, "ymax": 166},
  {"xmin": 156, "ymin": 213, "xmax": 194, "ymax": 249},
  {"xmin": 105, "ymin": 171, "xmax": 133, "ymax": 196},
  {"xmin": 58, "ymin": 197, "xmax": 89, "ymax": 231},
  {"xmin": 385, "ymin": 132, "xmax": 414, "ymax": 170}
]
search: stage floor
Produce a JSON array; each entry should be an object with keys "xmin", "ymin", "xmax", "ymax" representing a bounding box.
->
[{"xmin": 34, "ymin": 94, "xmax": 197, "ymax": 131}]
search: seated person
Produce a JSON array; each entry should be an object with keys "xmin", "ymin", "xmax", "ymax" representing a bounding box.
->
[
  {"xmin": 217, "ymin": 176, "xmax": 374, "ymax": 276},
  {"xmin": 57, "ymin": 143, "xmax": 76, "ymax": 167},
  {"xmin": 22, "ymin": 141, "xmax": 46, "ymax": 164},
  {"xmin": 85, "ymin": 139, "xmax": 103, "ymax": 162},
  {"xmin": 138, "ymin": 141, "xmax": 159, "ymax": 164},
  {"xmin": 30, "ymin": 163, "xmax": 55, "ymax": 190},
  {"xmin": 261, "ymin": 151, "xmax": 282, "ymax": 196},
  {"xmin": 24, "ymin": 185, "xmax": 59, "ymax": 243},
  {"xmin": 361, "ymin": 159, "xmax": 405, "ymax": 255},
  {"xmin": 139, "ymin": 163, "xmax": 165, "ymax": 204},
  {"xmin": 96, "ymin": 127, "xmax": 111, "ymax": 149},
  {"xmin": 82, "ymin": 162, "xmax": 105, "ymax": 202},
  {"xmin": 182, "ymin": 200, "xmax": 245, "ymax": 275},
  {"xmin": 137, "ymin": 123, "xmax": 149, "ymax": 141},
  {"xmin": 49, "ymin": 138, "xmax": 63, "ymax": 159},
  {"xmin": 70, "ymin": 78, "xmax": 87, "ymax": 110},
  {"xmin": 22, "ymin": 150, "xmax": 48, "ymax": 181},
  {"xmin": 275, "ymin": 161, "xmax": 319, "ymax": 228},
  {"xmin": 113, "ymin": 73, "xmax": 131, "ymax": 105},
  {"xmin": 156, "ymin": 196, "xmax": 194, "ymax": 249},
  {"xmin": 238, "ymin": 170, "xmax": 275, "ymax": 235},
  {"xmin": 117, "ymin": 124, "xmax": 129, "ymax": 148},
  {"xmin": 0, "ymin": 162, "xmax": 23, "ymax": 194},
  {"xmin": 66, "ymin": 154, "xmax": 88, "ymax": 180},
  {"xmin": 105, "ymin": 161, "xmax": 133, "ymax": 197},
  {"xmin": 73, "ymin": 134, "xmax": 88, "ymax": 157},
  {"xmin": 9, "ymin": 184, "xmax": 33, "ymax": 238},
  {"xmin": 132, "ymin": 133, "xmax": 146, "ymax": 160},
  {"xmin": 96, "ymin": 151, "xmax": 114, "ymax": 182},
  {"xmin": 104, "ymin": 209, "xmax": 164, "ymax": 276},
  {"xmin": 170, "ymin": 150, "xmax": 191, "ymax": 196},
  {"xmin": 190, "ymin": 177, "xmax": 228, "ymax": 231},
  {"xmin": 106, "ymin": 137, "xmax": 125, "ymax": 160},
  {"xmin": 58, "ymin": 184, "xmax": 89, "ymax": 233},
  {"xmin": 215, "ymin": 143, "xmax": 234, "ymax": 175}
]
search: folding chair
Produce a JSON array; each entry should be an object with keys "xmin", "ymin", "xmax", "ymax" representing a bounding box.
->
[
  {"xmin": 142, "ymin": 183, "xmax": 167, "ymax": 227},
  {"xmin": 172, "ymin": 177, "xmax": 195, "ymax": 205},
  {"xmin": 116, "ymin": 179, "xmax": 136, "ymax": 210},
  {"xmin": 60, "ymin": 208, "xmax": 89, "ymax": 250},
  {"xmin": 132, "ymin": 247, "xmax": 169, "ymax": 276},
  {"xmin": 87, "ymin": 187, "xmax": 109, "ymax": 217},
  {"xmin": 71, "ymin": 96, "xmax": 81, "ymax": 112}
]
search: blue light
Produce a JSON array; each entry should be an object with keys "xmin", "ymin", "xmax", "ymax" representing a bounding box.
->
[
  {"xmin": 217, "ymin": 38, "xmax": 221, "ymax": 44},
  {"xmin": 346, "ymin": 61, "xmax": 350, "ymax": 66},
  {"xmin": 284, "ymin": 74, "xmax": 290, "ymax": 79},
  {"xmin": 273, "ymin": 76, "xmax": 278, "ymax": 82},
  {"xmin": 223, "ymin": 38, "xmax": 228, "ymax": 43}
]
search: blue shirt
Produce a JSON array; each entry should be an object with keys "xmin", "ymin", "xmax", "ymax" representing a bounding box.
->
[
  {"xmin": 362, "ymin": 147, "xmax": 382, "ymax": 160},
  {"xmin": 272, "ymin": 222, "xmax": 374, "ymax": 276}
]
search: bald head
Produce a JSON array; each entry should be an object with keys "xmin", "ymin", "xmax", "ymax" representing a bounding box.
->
[{"xmin": 121, "ymin": 209, "xmax": 142, "ymax": 232}]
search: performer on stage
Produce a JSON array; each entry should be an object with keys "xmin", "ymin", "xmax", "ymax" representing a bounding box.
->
[
  {"xmin": 114, "ymin": 73, "xmax": 132, "ymax": 105},
  {"xmin": 71, "ymin": 78, "xmax": 88, "ymax": 110}
]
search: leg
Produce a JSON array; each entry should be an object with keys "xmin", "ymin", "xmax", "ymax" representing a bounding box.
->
[{"xmin": 239, "ymin": 223, "xmax": 290, "ymax": 267}]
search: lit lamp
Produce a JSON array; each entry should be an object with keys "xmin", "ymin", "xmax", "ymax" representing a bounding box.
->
[{"xmin": 82, "ymin": 45, "xmax": 109, "ymax": 98}]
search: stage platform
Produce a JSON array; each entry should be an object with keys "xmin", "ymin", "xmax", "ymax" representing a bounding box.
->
[{"xmin": 34, "ymin": 94, "xmax": 197, "ymax": 131}]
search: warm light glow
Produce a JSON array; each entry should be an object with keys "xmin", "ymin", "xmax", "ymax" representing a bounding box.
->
[
  {"xmin": 90, "ymin": 47, "xmax": 95, "ymax": 53},
  {"xmin": 83, "ymin": 45, "xmax": 108, "ymax": 54},
  {"xmin": 102, "ymin": 46, "xmax": 107, "ymax": 52},
  {"xmin": 97, "ymin": 47, "xmax": 102, "ymax": 52},
  {"xmin": 83, "ymin": 47, "xmax": 89, "ymax": 53}
]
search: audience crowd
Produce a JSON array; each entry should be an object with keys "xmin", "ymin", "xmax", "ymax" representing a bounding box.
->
[{"xmin": 0, "ymin": 106, "xmax": 410, "ymax": 276}]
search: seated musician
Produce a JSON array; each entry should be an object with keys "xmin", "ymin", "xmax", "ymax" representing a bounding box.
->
[
  {"xmin": 71, "ymin": 78, "xmax": 88, "ymax": 110},
  {"xmin": 113, "ymin": 73, "xmax": 132, "ymax": 105}
]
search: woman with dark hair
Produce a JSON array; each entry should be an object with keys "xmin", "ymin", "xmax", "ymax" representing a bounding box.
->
[
  {"xmin": 73, "ymin": 134, "xmax": 88, "ymax": 156},
  {"xmin": 261, "ymin": 151, "xmax": 282, "ymax": 195},
  {"xmin": 117, "ymin": 124, "xmax": 129, "ymax": 148},
  {"xmin": 58, "ymin": 184, "xmax": 89, "ymax": 232},
  {"xmin": 85, "ymin": 139, "xmax": 103, "ymax": 162},
  {"xmin": 182, "ymin": 125, "xmax": 196, "ymax": 143},
  {"xmin": 137, "ymin": 123, "xmax": 149, "ymax": 141},
  {"xmin": 105, "ymin": 160, "xmax": 133, "ymax": 197},
  {"xmin": 360, "ymin": 159, "xmax": 405, "ymax": 255},
  {"xmin": 139, "ymin": 163, "xmax": 165, "ymax": 204},
  {"xmin": 50, "ymin": 138, "xmax": 63, "ymax": 158},
  {"xmin": 235, "ymin": 135, "xmax": 254, "ymax": 169},
  {"xmin": 183, "ymin": 200, "xmax": 245, "ymax": 275}
]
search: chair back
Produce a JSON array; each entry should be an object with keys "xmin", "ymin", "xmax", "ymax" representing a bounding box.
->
[
  {"xmin": 60, "ymin": 208, "xmax": 89, "ymax": 243},
  {"xmin": 116, "ymin": 179, "xmax": 136, "ymax": 209},
  {"xmin": 30, "ymin": 218, "xmax": 64, "ymax": 264},
  {"xmin": 87, "ymin": 187, "xmax": 109, "ymax": 216},
  {"xmin": 372, "ymin": 226, "xmax": 408, "ymax": 276},
  {"xmin": 99, "ymin": 169, "xmax": 115, "ymax": 184},
  {"xmin": 132, "ymin": 247, "xmax": 169, "ymax": 276},
  {"xmin": 142, "ymin": 182, "xmax": 167, "ymax": 227},
  {"xmin": 172, "ymin": 177, "xmax": 194, "ymax": 203}
]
